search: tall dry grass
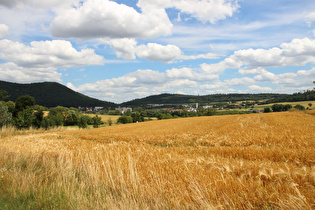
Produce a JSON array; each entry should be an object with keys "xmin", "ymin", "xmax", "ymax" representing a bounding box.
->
[{"xmin": 0, "ymin": 111, "xmax": 314, "ymax": 209}]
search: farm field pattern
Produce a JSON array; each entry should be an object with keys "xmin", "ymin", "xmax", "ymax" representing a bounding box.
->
[{"xmin": 0, "ymin": 112, "xmax": 314, "ymax": 209}]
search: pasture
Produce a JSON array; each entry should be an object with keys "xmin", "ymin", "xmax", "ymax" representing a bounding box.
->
[{"xmin": 0, "ymin": 111, "xmax": 314, "ymax": 209}]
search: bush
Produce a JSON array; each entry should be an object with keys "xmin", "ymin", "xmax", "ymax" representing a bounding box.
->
[
  {"xmin": 294, "ymin": 104, "xmax": 305, "ymax": 110},
  {"xmin": 117, "ymin": 116, "xmax": 133, "ymax": 124},
  {"xmin": 263, "ymin": 107, "xmax": 271, "ymax": 113},
  {"xmin": 271, "ymin": 104, "xmax": 292, "ymax": 112},
  {"xmin": 92, "ymin": 115, "xmax": 102, "ymax": 128},
  {"xmin": 78, "ymin": 115, "xmax": 92, "ymax": 128},
  {"xmin": 131, "ymin": 112, "xmax": 144, "ymax": 123}
]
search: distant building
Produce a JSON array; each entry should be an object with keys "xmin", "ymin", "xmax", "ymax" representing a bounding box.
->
[
  {"xmin": 94, "ymin": 107, "xmax": 104, "ymax": 112},
  {"xmin": 203, "ymin": 105, "xmax": 213, "ymax": 109},
  {"xmin": 116, "ymin": 107, "xmax": 132, "ymax": 114}
]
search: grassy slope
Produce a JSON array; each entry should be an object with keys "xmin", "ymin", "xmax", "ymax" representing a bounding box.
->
[{"xmin": 0, "ymin": 112, "xmax": 314, "ymax": 209}]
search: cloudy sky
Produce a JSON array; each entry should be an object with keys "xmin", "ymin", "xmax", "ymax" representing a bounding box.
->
[{"xmin": 0, "ymin": 0, "xmax": 315, "ymax": 103}]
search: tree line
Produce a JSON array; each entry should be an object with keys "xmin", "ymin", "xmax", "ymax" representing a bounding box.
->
[{"xmin": 0, "ymin": 93, "xmax": 103, "ymax": 129}]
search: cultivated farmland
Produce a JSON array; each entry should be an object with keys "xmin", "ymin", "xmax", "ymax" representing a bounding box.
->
[{"xmin": 0, "ymin": 111, "xmax": 314, "ymax": 209}]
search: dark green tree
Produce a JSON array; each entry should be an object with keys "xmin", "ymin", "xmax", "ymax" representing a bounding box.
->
[
  {"xmin": 14, "ymin": 95, "xmax": 35, "ymax": 114},
  {"xmin": 5, "ymin": 101, "xmax": 15, "ymax": 113},
  {"xmin": 131, "ymin": 112, "xmax": 144, "ymax": 123},
  {"xmin": 92, "ymin": 115, "xmax": 102, "ymax": 128},
  {"xmin": 205, "ymin": 108, "xmax": 217, "ymax": 116},
  {"xmin": 78, "ymin": 115, "xmax": 92, "ymax": 128},
  {"xmin": 117, "ymin": 116, "xmax": 133, "ymax": 124},
  {"xmin": 0, "ymin": 102, "xmax": 12, "ymax": 128},
  {"xmin": 263, "ymin": 107, "xmax": 271, "ymax": 113},
  {"xmin": 294, "ymin": 104, "xmax": 305, "ymax": 110},
  {"xmin": 48, "ymin": 106, "xmax": 70, "ymax": 126},
  {"xmin": 41, "ymin": 116, "xmax": 55, "ymax": 130},
  {"xmin": 65, "ymin": 110, "xmax": 79, "ymax": 126},
  {"xmin": 14, "ymin": 108, "xmax": 35, "ymax": 129},
  {"xmin": 0, "ymin": 90, "xmax": 9, "ymax": 101}
]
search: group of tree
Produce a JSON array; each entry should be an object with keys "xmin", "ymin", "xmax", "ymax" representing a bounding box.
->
[
  {"xmin": 263, "ymin": 103, "xmax": 306, "ymax": 113},
  {"xmin": 0, "ymin": 93, "xmax": 103, "ymax": 129},
  {"xmin": 117, "ymin": 110, "xmax": 145, "ymax": 124},
  {"xmin": 264, "ymin": 89, "xmax": 315, "ymax": 104}
]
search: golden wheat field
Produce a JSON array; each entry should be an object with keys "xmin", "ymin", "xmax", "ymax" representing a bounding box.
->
[{"xmin": 0, "ymin": 111, "xmax": 314, "ymax": 209}]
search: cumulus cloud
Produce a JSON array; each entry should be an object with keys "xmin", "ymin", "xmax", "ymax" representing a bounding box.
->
[
  {"xmin": 102, "ymin": 38, "xmax": 221, "ymax": 62},
  {"xmin": 103, "ymin": 38, "xmax": 137, "ymax": 59},
  {"xmin": 0, "ymin": 62, "xmax": 62, "ymax": 83},
  {"xmin": 207, "ymin": 37, "xmax": 315, "ymax": 74},
  {"xmin": 136, "ymin": 43, "xmax": 181, "ymax": 63},
  {"xmin": 137, "ymin": 0, "xmax": 239, "ymax": 23},
  {"xmin": 0, "ymin": 39, "xmax": 104, "ymax": 68},
  {"xmin": 0, "ymin": 39, "xmax": 105, "ymax": 83},
  {"xmin": 68, "ymin": 65, "xmax": 220, "ymax": 102},
  {"xmin": 178, "ymin": 53, "xmax": 222, "ymax": 60},
  {"xmin": 0, "ymin": 0, "xmax": 77, "ymax": 9},
  {"xmin": 225, "ymin": 77, "xmax": 255, "ymax": 86},
  {"xmin": 248, "ymin": 85, "xmax": 272, "ymax": 92},
  {"xmin": 238, "ymin": 67, "xmax": 266, "ymax": 75},
  {"xmin": 51, "ymin": 0, "xmax": 173, "ymax": 39},
  {"xmin": 253, "ymin": 70, "xmax": 276, "ymax": 82},
  {"xmin": 0, "ymin": 24, "xmax": 8, "ymax": 38}
]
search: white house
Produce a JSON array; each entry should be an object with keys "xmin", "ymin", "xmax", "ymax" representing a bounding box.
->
[{"xmin": 115, "ymin": 107, "xmax": 132, "ymax": 114}]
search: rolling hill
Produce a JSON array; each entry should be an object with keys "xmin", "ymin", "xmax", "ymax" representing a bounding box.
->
[
  {"xmin": 0, "ymin": 80, "xmax": 116, "ymax": 108},
  {"xmin": 121, "ymin": 93, "xmax": 289, "ymax": 107},
  {"xmin": 2, "ymin": 80, "xmax": 312, "ymax": 108}
]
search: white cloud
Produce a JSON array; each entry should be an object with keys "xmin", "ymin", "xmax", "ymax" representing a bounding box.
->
[
  {"xmin": 305, "ymin": 12, "xmax": 315, "ymax": 26},
  {"xmin": 103, "ymin": 38, "xmax": 137, "ymax": 59},
  {"xmin": 0, "ymin": 39, "xmax": 104, "ymax": 68},
  {"xmin": 248, "ymin": 85, "xmax": 272, "ymax": 92},
  {"xmin": 51, "ymin": 0, "xmax": 173, "ymax": 39},
  {"xmin": 206, "ymin": 37, "xmax": 315, "ymax": 74},
  {"xmin": 136, "ymin": 43, "xmax": 181, "ymax": 63},
  {"xmin": 0, "ymin": 24, "xmax": 8, "ymax": 38},
  {"xmin": 225, "ymin": 77, "xmax": 255, "ymax": 86},
  {"xmin": 166, "ymin": 67, "xmax": 194, "ymax": 79},
  {"xmin": 126, "ymin": 69, "xmax": 166, "ymax": 85},
  {"xmin": 254, "ymin": 70, "xmax": 276, "ymax": 82},
  {"xmin": 178, "ymin": 53, "xmax": 222, "ymax": 60},
  {"xmin": 238, "ymin": 67, "xmax": 266, "ymax": 75},
  {"xmin": 0, "ymin": 62, "xmax": 62, "ymax": 83},
  {"xmin": 281, "ymin": 38, "xmax": 315, "ymax": 57},
  {"xmin": 102, "ymin": 38, "xmax": 222, "ymax": 62},
  {"xmin": 166, "ymin": 67, "xmax": 218, "ymax": 82},
  {"xmin": 0, "ymin": 0, "xmax": 78, "ymax": 9},
  {"xmin": 0, "ymin": 39, "xmax": 105, "ymax": 83},
  {"xmin": 68, "ymin": 65, "xmax": 217, "ymax": 102},
  {"xmin": 137, "ymin": 0, "xmax": 239, "ymax": 23}
]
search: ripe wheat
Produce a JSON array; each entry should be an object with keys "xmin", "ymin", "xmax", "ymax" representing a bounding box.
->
[{"xmin": 0, "ymin": 111, "xmax": 314, "ymax": 209}]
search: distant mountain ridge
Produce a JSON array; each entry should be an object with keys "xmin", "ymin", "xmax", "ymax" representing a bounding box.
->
[
  {"xmin": 0, "ymin": 80, "xmax": 116, "ymax": 108},
  {"xmin": 2, "ymin": 80, "xmax": 310, "ymax": 108},
  {"xmin": 121, "ymin": 93, "xmax": 289, "ymax": 107}
]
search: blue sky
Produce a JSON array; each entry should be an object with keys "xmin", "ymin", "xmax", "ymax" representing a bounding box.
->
[{"xmin": 0, "ymin": 0, "xmax": 315, "ymax": 103}]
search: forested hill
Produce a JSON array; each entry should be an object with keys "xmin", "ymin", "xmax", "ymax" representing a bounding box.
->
[
  {"xmin": 121, "ymin": 93, "xmax": 289, "ymax": 107},
  {"xmin": 265, "ymin": 89, "xmax": 315, "ymax": 103},
  {"xmin": 0, "ymin": 81, "xmax": 116, "ymax": 108}
]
